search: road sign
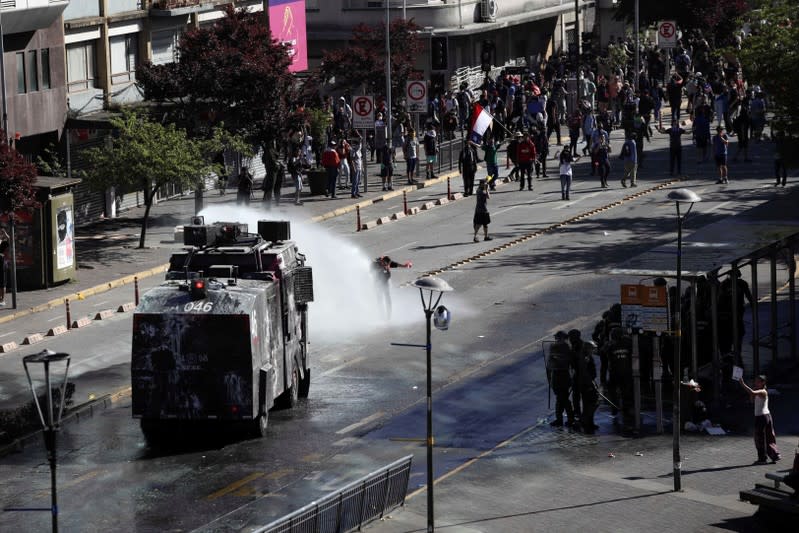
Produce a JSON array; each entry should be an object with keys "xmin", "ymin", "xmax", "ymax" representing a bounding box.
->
[
  {"xmin": 657, "ymin": 20, "xmax": 677, "ymax": 49},
  {"xmin": 620, "ymin": 284, "xmax": 669, "ymax": 334},
  {"xmin": 352, "ymin": 95, "xmax": 374, "ymax": 129},
  {"xmin": 406, "ymin": 80, "xmax": 427, "ymax": 113}
]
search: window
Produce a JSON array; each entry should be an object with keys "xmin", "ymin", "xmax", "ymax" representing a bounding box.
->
[
  {"xmin": 151, "ymin": 29, "xmax": 179, "ymax": 65},
  {"xmin": 16, "ymin": 52, "xmax": 26, "ymax": 94},
  {"xmin": 27, "ymin": 51, "xmax": 39, "ymax": 92},
  {"xmin": 41, "ymin": 49, "xmax": 51, "ymax": 90},
  {"xmin": 110, "ymin": 34, "xmax": 138, "ymax": 84},
  {"xmin": 66, "ymin": 41, "xmax": 97, "ymax": 92}
]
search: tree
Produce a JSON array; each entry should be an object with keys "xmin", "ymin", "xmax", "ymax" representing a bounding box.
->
[
  {"xmin": 137, "ymin": 5, "xmax": 295, "ymax": 148},
  {"xmin": 615, "ymin": 0, "xmax": 748, "ymax": 47},
  {"xmin": 82, "ymin": 113, "xmax": 241, "ymax": 249},
  {"xmin": 318, "ymin": 18, "xmax": 422, "ymax": 101},
  {"xmin": 733, "ymin": 0, "xmax": 799, "ymax": 163},
  {"xmin": 0, "ymin": 132, "xmax": 39, "ymax": 217}
]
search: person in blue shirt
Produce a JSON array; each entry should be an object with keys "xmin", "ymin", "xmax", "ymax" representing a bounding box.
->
[{"xmin": 713, "ymin": 125, "xmax": 729, "ymax": 184}]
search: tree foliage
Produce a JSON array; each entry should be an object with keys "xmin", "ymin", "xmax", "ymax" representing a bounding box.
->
[
  {"xmin": 137, "ymin": 5, "xmax": 295, "ymax": 147},
  {"xmin": 615, "ymin": 0, "xmax": 749, "ymax": 46},
  {"xmin": 318, "ymin": 19, "xmax": 422, "ymax": 101},
  {"xmin": 82, "ymin": 113, "xmax": 244, "ymax": 248},
  {"xmin": 733, "ymin": 0, "xmax": 799, "ymax": 162},
  {"xmin": 0, "ymin": 132, "xmax": 39, "ymax": 217}
]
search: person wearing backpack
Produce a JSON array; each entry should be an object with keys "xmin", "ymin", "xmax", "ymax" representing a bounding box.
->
[
  {"xmin": 619, "ymin": 133, "xmax": 637, "ymax": 188},
  {"xmin": 422, "ymin": 123, "xmax": 438, "ymax": 180},
  {"xmin": 459, "ymin": 140, "xmax": 480, "ymax": 196}
]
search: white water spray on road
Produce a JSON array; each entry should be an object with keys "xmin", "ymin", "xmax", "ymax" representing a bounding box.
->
[{"xmin": 198, "ymin": 205, "xmax": 429, "ymax": 343}]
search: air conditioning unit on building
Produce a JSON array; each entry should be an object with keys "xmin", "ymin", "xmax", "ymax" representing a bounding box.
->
[{"xmin": 480, "ymin": 0, "xmax": 498, "ymax": 23}]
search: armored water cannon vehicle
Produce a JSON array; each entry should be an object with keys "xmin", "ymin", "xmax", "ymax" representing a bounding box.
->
[{"xmin": 131, "ymin": 218, "xmax": 313, "ymax": 443}]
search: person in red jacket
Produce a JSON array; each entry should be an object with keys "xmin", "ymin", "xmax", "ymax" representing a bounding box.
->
[
  {"xmin": 516, "ymin": 131, "xmax": 537, "ymax": 191},
  {"xmin": 321, "ymin": 140, "xmax": 341, "ymax": 198}
]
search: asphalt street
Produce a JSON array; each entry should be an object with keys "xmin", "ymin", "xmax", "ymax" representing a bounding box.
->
[{"xmin": 0, "ymin": 119, "xmax": 797, "ymax": 532}]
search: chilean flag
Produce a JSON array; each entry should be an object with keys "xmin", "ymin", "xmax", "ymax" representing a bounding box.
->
[{"xmin": 469, "ymin": 103, "xmax": 493, "ymax": 144}]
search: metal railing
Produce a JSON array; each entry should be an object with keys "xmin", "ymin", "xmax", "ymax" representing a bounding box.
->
[{"xmin": 255, "ymin": 455, "xmax": 413, "ymax": 533}]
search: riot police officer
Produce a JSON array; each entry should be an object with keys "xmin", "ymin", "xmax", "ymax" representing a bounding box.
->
[
  {"xmin": 548, "ymin": 331, "xmax": 575, "ymax": 427},
  {"xmin": 568, "ymin": 329, "xmax": 585, "ymax": 417},
  {"xmin": 575, "ymin": 340, "xmax": 599, "ymax": 434},
  {"xmin": 607, "ymin": 327, "xmax": 634, "ymax": 428}
]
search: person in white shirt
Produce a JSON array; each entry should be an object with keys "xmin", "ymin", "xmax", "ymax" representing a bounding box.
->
[{"xmin": 740, "ymin": 375, "xmax": 781, "ymax": 464}]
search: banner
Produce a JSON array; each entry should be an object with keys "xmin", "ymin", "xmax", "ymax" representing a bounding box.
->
[{"xmin": 269, "ymin": 0, "xmax": 308, "ymax": 73}]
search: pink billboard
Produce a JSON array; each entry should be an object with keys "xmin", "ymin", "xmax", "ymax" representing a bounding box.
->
[{"xmin": 269, "ymin": 0, "xmax": 308, "ymax": 73}]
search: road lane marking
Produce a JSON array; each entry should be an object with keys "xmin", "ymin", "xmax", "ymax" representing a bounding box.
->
[
  {"xmin": 707, "ymin": 201, "xmax": 732, "ymax": 212},
  {"xmin": 335, "ymin": 411, "xmax": 385, "ymax": 435},
  {"xmin": 320, "ymin": 356, "xmax": 366, "ymax": 377},
  {"xmin": 206, "ymin": 472, "xmax": 265, "ymax": 500},
  {"xmin": 36, "ymin": 470, "xmax": 102, "ymax": 498},
  {"xmin": 47, "ymin": 316, "xmax": 62, "ymax": 322},
  {"xmin": 493, "ymin": 205, "xmax": 521, "ymax": 216},
  {"xmin": 553, "ymin": 191, "xmax": 601, "ymax": 210},
  {"xmin": 385, "ymin": 241, "xmax": 418, "ymax": 253},
  {"xmin": 92, "ymin": 300, "xmax": 109, "ymax": 307},
  {"xmin": 0, "ymin": 330, "xmax": 15, "ymax": 339}
]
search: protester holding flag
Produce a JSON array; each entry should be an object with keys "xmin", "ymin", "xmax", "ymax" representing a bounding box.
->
[{"xmin": 482, "ymin": 134, "xmax": 501, "ymax": 191}]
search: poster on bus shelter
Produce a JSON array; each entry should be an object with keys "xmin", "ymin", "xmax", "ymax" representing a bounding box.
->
[{"xmin": 269, "ymin": 0, "xmax": 308, "ymax": 73}]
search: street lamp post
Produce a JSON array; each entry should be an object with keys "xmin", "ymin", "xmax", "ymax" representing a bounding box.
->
[
  {"xmin": 22, "ymin": 350, "xmax": 72, "ymax": 533},
  {"xmin": 667, "ymin": 188, "xmax": 701, "ymax": 492},
  {"xmin": 410, "ymin": 276, "xmax": 453, "ymax": 533},
  {"xmin": 385, "ymin": 2, "xmax": 393, "ymax": 157},
  {"xmin": 634, "ymin": 0, "xmax": 639, "ymax": 91}
]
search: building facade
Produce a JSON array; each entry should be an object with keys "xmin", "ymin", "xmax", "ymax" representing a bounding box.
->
[
  {"xmin": 307, "ymin": 0, "xmax": 597, "ymax": 89},
  {"xmin": 1, "ymin": 0, "xmax": 69, "ymax": 158}
]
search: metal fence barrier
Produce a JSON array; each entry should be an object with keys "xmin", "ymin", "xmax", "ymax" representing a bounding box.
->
[{"xmin": 255, "ymin": 455, "xmax": 413, "ymax": 533}]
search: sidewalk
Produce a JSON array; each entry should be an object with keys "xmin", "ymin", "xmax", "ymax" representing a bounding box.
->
[{"xmin": 365, "ymin": 370, "xmax": 799, "ymax": 533}]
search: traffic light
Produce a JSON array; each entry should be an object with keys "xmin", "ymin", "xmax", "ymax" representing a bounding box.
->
[
  {"xmin": 481, "ymin": 40, "xmax": 494, "ymax": 72},
  {"xmin": 431, "ymin": 37, "xmax": 448, "ymax": 71}
]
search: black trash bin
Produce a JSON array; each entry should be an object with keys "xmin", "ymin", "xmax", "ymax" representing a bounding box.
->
[{"xmin": 307, "ymin": 169, "xmax": 328, "ymax": 196}]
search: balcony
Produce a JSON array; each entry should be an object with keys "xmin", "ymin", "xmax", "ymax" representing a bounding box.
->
[
  {"xmin": 150, "ymin": 0, "xmax": 227, "ymax": 17},
  {"xmin": 1, "ymin": 0, "xmax": 69, "ymax": 34}
]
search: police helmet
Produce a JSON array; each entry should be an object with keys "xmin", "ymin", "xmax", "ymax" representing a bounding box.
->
[
  {"xmin": 554, "ymin": 330, "xmax": 569, "ymax": 340},
  {"xmin": 568, "ymin": 329, "xmax": 581, "ymax": 340}
]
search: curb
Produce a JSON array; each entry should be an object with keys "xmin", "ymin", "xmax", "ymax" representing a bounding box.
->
[
  {"xmin": 309, "ymin": 171, "xmax": 459, "ymax": 223},
  {"xmin": 0, "ymin": 263, "xmax": 169, "ymax": 326}
]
